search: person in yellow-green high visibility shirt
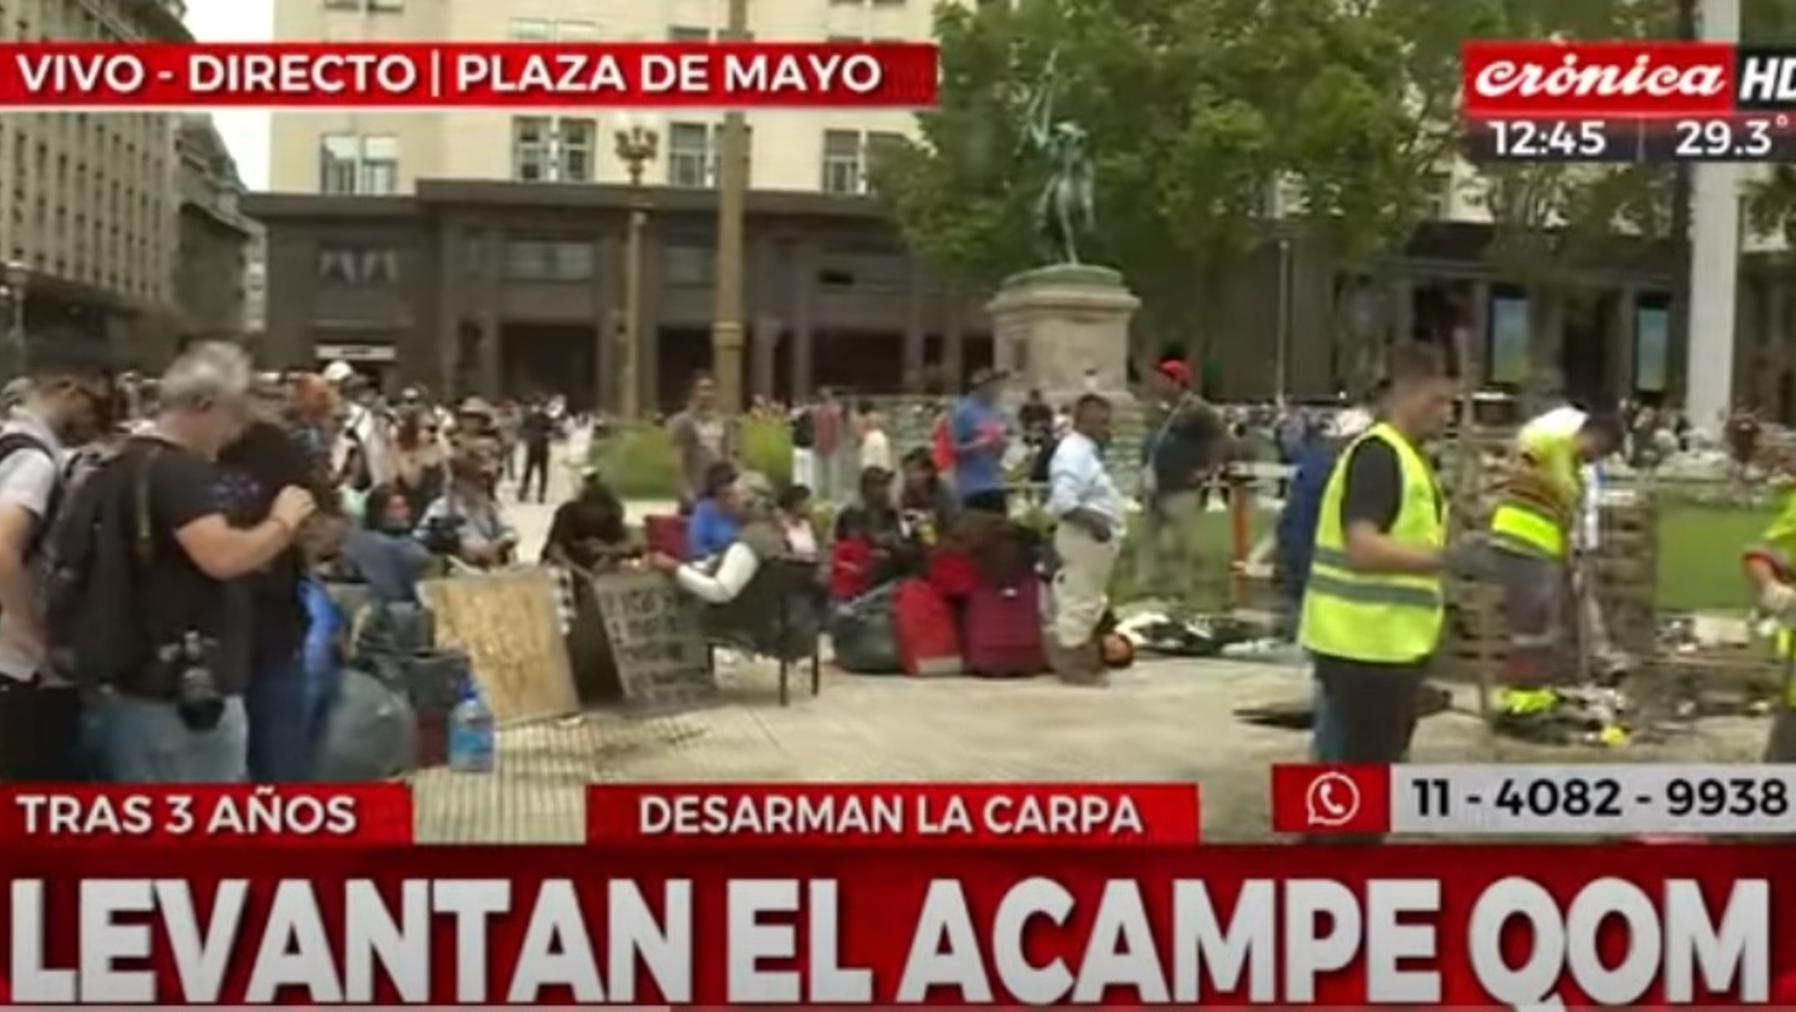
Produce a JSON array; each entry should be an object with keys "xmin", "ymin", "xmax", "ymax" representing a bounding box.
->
[
  {"xmin": 1301, "ymin": 344, "xmax": 1488, "ymax": 764},
  {"xmin": 1742, "ymin": 486, "xmax": 1796, "ymax": 761},
  {"xmin": 1487, "ymin": 406, "xmax": 1622, "ymax": 684}
]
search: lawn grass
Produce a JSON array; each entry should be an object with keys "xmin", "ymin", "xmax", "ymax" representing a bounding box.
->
[
  {"xmin": 1655, "ymin": 502, "xmax": 1778, "ymax": 614},
  {"xmin": 1104, "ymin": 501, "xmax": 1775, "ymax": 616}
]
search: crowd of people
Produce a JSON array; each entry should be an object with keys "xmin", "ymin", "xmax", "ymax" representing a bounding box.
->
[
  {"xmin": 0, "ymin": 331, "xmax": 617, "ymax": 786},
  {"xmin": 6, "ymin": 314, "xmax": 1732, "ymax": 787}
]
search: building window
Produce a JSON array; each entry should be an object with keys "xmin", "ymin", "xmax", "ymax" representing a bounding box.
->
[
  {"xmin": 560, "ymin": 119, "xmax": 593, "ymax": 182},
  {"xmin": 320, "ymin": 134, "xmax": 397, "ymax": 195},
  {"xmin": 504, "ymin": 239, "xmax": 593, "ymax": 282},
  {"xmin": 822, "ymin": 130, "xmax": 863, "ymax": 194},
  {"xmin": 664, "ymin": 242, "xmax": 714, "ymax": 286},
  {"xmin": 668, "ymin": 123, "xmax": 712, "ymax": 188},
  {"xmin": 513, "ymin": 117, "xmax": 550, "ymax": 182},
  {"xmin": 514, "ymin": 19, "xmax": 596, "ymax": 41},
  {"xmin": 1420, "ymin": 171, "xmax": 1451, "ymax": 221},
  {"xmin": 512, "ymin": 117, "xmax": 594, "ymax": 183},
  {"xmin": 670, "ymin": 26, "xmax": 711, "ymax": 42},
  {"xmin": 319, "ymin": 133, "xmax": 359, "ymax": 194},
  {"xmin": 360, "ymin": 135, "xmax": 398, "ymax": 194},
  {"xmin": 318, "ymin": 246, "xmax": 399, "ymax": 285}
]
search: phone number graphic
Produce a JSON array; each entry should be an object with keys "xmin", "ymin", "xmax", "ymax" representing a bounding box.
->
[{"xmin": 1393, "ymin": 765, "xmax": 1796, "ymax": 835}]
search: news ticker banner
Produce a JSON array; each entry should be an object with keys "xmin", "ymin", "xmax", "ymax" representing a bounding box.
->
[
  {"xmin": 0, "ymin": 784, "xmax": 1793, "ymax": 1003},
  {"xmin": 1272, "ymin": 764, "xmax": 1796, "ymax": 837},
  {"xmin": 1, "ymin": 841, "xmax": 1792, "ymax": 1004},
  {"xmin": 0, "ymin": 42, "xmax": 938, "ymax": 109},
  {"xmin": 1464, "ymin": 41, "xmax": 1796, "ymax": 162}
]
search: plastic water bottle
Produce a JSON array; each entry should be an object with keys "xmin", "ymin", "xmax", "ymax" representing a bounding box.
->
[{"xmin": 448, "ymin": 680, "xmax": 496, "ymax": 773}]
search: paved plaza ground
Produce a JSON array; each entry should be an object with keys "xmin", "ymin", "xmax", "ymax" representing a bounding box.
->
[
  {"xmin": 409, "ymin": 652, "xmax": 1771, "ymax": 844},
  {"xmin": 410, "ymin": 453, "xmax": 1771, "ymax": 844}
]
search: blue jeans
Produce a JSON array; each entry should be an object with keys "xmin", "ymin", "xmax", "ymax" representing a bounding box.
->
[
  {"xmin": 247, "ymin": 652, "xmax": 316, "ymax": 783},
  {"xmin": 88, "ymin": 690, "xmax": 247, "ymax": 784},
  {"xmin": 1310, "ymin": 677, "xmax": 1346, "ymax": 762}
]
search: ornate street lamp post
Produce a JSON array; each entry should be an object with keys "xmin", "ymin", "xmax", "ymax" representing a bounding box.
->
[{"xmin": 614, "ymin": 118, "xmax": 659, "ymax": 421}]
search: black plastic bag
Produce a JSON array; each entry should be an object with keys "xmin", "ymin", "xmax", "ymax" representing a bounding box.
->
[{"xmin": 830, "ymin": 583, "xmax": 903, "ymax": 674}]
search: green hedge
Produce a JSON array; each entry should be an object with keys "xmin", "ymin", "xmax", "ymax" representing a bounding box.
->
[{"xmin": 591, "ymin": 417, "xmax": 793, "ymax": 499}]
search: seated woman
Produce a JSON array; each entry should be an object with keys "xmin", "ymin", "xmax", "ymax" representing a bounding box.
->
[
  {"xmin": 686, "ymin": 460, "xmax": 740, "ymax": 560},
  {"xmin": 415, "ymin": 436, "xmax": 519, "ymax": 570},
  {"xmin": 778, "ymin": 484, "xmax": 820, "ymax": 561},
  {"xmin": 649, "ymin": 472, "xmax": 820, "ymax": 659},
  {"xmin": 831, "ymin": 466, "xmax": 912, "ymax": 594},
  {"xmin": 830, "ymin": 509, "xmax": 876, "ymax": 603},
  {"xmin": 341, "ymin": 484, "xmax": 435, "ymax": 604},
  {"xmin": 898, "ymin": 448, "xmax": 957, "ymax": 545},
  {"xmin": 542, "ymin": 470, "xmax": 637, "ymax": 576}
]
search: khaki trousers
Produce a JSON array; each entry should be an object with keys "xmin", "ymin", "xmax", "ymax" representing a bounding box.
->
[{"xmin": 1054, "ymin": 522, "xmax": 1122, "ymax": 649}]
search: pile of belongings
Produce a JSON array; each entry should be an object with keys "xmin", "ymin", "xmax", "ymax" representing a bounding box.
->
[
  {"xmin": 1493, "ymin": 684, "xmax": 1633, "ymax": 747},
  {"xmin": 1115, "ymin": 612, "xmax": 1257, "ymax": 658}
]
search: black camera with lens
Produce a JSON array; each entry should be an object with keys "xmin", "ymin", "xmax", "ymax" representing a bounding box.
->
[
  {"xmin": 153, "ymin": 631, "xmax": 224, "ymax": 731},
  {"xmin": 420, "ymin": 514, "xmax": 465, "ymax": 556}
]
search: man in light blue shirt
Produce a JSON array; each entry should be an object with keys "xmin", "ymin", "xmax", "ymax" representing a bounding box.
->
[
  {"xmin": 952, "ymin": 369, "xmax": 1011, "ymax": 514},
  {"xmin": 1047, "ymin": 394, "xmax": 1125, "ymax": 683}
]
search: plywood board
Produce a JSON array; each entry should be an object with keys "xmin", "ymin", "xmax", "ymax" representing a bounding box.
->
[{"xmin": 420, "ymin": 569, "xmax": 579, "ymax": 724}]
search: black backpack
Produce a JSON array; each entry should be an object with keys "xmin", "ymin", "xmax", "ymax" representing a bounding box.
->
[
  {"xmin": 44, "ymin": 441, "xmax": 164, "ymax": 690},
  {"xmin": 791, "ymin": 409, "xmax": 816, "ymax": 450}
]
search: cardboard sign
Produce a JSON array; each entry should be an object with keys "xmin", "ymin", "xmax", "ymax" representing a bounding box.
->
[
  {"xmin": 589, "ymin": 571, "xmax": 717, "ymax": 708},
  {"xmin": 419, "ymin": 570, "xmax": 580, "ymax": 725}
]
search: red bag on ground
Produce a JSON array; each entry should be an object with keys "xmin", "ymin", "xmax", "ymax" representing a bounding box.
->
[
  {"xmin": 963, "ymin": 578, "xmax": 1047, "ymax": 678},
  {"xmin": 896, "ymin": 579, "xmax": 962, "ymax": 677},
  {"xmin": 927, "ymin": 549, "xmax": 981, "ymax": 599},
  {"xmin": 645, "ymin": 514, "xmax": 688, "ymax": 560}
]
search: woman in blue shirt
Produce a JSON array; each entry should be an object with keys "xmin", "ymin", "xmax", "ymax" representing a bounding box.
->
[{"xmin": 687, "ymin": 460, "xmax": 741, "ymax": 559}]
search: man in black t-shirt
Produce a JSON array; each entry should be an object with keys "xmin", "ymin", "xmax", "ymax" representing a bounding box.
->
[
  {"xmin": 86, "ymin": 343, "xmax": 317, "ymax": 785},
  {"xmin": 218, "ymin": 382, "xmax": 336, "ymax": 784}
]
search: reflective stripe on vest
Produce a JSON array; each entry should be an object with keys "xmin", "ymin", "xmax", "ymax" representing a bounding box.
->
[
  {"xmin": 1299, "ymin": 423, "xmax": 1446, "ymax": 664},
  {"xmin": 1490, "ymin": 502, "xmax": 1567, "ymax": 560}
]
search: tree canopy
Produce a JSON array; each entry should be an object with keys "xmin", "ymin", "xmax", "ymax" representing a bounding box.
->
[{"xmin": 873, "ymin": 0, "xmax": 1787, "ymax": 373}]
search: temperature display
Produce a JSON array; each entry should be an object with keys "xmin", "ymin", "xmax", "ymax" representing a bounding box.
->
[
  {"xmin": 1467, "ymin": 115, "xmax": 1796, "ymax": 163},
  {"xmin": 1646, "ymin": 115, "xmax": 1793, "ymax": 160}
]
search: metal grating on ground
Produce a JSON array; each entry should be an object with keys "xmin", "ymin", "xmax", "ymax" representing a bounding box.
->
[{"xmin": 408, "ymin": 656, "xmax": 1773, "ymax": 844}]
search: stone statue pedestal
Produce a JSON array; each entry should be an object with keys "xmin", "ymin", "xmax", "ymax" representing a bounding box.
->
[{"xmin": 987, "ymin": 264, "xmax": 1139, "ymax": 409}]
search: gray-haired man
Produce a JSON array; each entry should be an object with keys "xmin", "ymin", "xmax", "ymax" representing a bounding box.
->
[{"xmin": 81, "ymin": 343, "xmax": 317, "ymax": 784}]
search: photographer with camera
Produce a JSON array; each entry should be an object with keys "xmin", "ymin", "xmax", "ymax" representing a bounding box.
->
[
  {"xmin": 414, "ymin": 435, "xmax": 516, "ymax": 571},
  {"xmin": 59, "ymin": 343, "xmax": 317, "ymax": 784}
]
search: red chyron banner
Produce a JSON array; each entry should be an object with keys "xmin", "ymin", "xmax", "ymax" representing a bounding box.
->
[
  {"xmin": 1462, "ymin": 41, "xmax": 1735, "ymax": 118},
  {"xmin": 0, "ymin": 42, "xmax": 938, "ymax": 109},
  {"xmin": 586, "ymin": 783, "xmax": 1202, "ymax": 848},
  {"xmin": 1, "ymin": 843, "xmax": 1790, "ymax": 1004},
  {"xmin": 0, "ymin": 786, "xmax": 413, "ymax": 846}
]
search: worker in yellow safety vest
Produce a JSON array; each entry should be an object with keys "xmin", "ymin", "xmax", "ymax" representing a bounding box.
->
[
  {"xmin": 1301, "ymin": 344, "xmax": 1484, "ymax": 763},
  {"xmin": 1486, "ymin": 406, "xmax": 1621, "ymax": 684},
  {"xmin": 1742, "ymin": 486, "xmax": 1796, "ymax": 761}
]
